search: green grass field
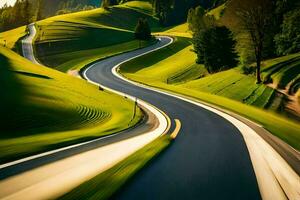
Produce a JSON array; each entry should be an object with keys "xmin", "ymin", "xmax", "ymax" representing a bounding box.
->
[
  {"xmin": 120, "ymin": 34, "xmax": 300, "ymax": 151},
  {"xmin": 0, "ymin": 46, "xmax": 142, "ymax": 163}
]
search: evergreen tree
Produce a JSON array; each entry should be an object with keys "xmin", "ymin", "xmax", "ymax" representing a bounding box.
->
[{"xmin": 193, "ymin": 26, "xmax": 238, "ymax": 73}]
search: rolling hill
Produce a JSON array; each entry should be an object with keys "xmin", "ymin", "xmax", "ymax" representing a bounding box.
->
[
  {"xmin": 0, "ymin": 46, "xmax": 142, "ymax": 163},
  {"xmin": 34, "ymin": 1, "xmax": 159, "ymax": 71}
]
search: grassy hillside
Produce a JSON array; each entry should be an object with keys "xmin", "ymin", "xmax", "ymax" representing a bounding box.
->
[
  {"xmin": 0, "ymin": 47, "xmax": 142, "ymax": 163},
  {"xmin": 120, "ymin": 36, "xmax": 275, "ymax": 109},
  {"xmin": 34, "ymin": 1, "xmax": 160, "ymax": 70},
  {"xmin": 119, "ymin": 33, "xmax": 300, "ymax": 151},
  {"xmin": 0, "ymin": 26, "xmax": 26, "ymax": 53},
  {"xmin": 161, "ymin": 23, "xmax": 192, "ymax": 38}
]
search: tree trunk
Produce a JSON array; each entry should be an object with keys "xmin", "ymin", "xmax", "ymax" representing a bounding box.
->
[{"xmin": 256, "ymin": 50, "xmax": 262, "ymax": 84}]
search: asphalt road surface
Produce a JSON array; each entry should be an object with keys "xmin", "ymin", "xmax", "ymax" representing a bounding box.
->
[{"xmin": 84, "ymin": 37, "xmax": 261, "ymax": 200}]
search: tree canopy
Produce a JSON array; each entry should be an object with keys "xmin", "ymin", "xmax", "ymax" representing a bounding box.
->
[{"xmin": 193, "ymin": 26, "xmax": 238, "ymax": 73}]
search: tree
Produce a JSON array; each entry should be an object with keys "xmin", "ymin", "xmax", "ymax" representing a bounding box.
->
[
  {"xmin": 275, "ymin": 9, "xmax": 300, "ymax": 55},
  {"xmin": 226, "ymin": 0, "xmax": 273, "ymax": 83},
  {"xmin": 193, "ymin": 26, "xmax": 238, "ymax": 73},
  {"xmin": 134, "ymin": 18, "xmax": 151, "ymax": 40}
]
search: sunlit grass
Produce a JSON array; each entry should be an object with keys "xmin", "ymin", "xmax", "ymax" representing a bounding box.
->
[
  {"xmin": 0, "ymin": 26, "xmax": 26, "ymax": 53},
  {"xmin": 34, "ymin": 1, "xmax": 160, "ymax": 70},
  {"xmin": 0, "ymin": 47, "xmax": 142, "ymax": 163}
]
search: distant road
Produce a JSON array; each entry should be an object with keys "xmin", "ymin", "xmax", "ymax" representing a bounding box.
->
[{"xmin": 22, "ymin": 24, "xmax": 40, "ymax": 65}]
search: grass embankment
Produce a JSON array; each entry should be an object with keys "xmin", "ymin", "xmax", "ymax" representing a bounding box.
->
[
  {"xmin": 59, "ymin": 135, "xmax": 171, "ymax": 200},
  {"xmin": 33, "ymin": 1, "xmax": 160, "ymax": 71},
  {"xmin": 0, "ymin": 47, "xmax": 142, "ymax": 163},
  {"xmin": 0, "ymin": 26, "xmax": 26, "ymax": 53},
  {"xmin": 120, "ymin": 34, "xmax": 300, "ymax": 151}
]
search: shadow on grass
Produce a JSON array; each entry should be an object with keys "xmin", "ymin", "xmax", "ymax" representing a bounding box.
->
[{"xmin": 12, "ymin": 70, "xmax": 52, "ymax": 79}]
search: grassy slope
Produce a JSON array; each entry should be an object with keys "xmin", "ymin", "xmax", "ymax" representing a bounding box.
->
[
  {"xmin": 49, "ymin": 40, "xmax": 155, "ymax": 72},
  {"xmin": 120, "ymin": 30, "xmax": 300, "ymax": 151},
  {"xmin": 0, "ymin": 26, "xmax": 26, "ymax": 53},
  {"xmin": 121, "ymin": 36, "xmax": 275, "ymax": 109},
  {"xmin": 0, "ymin": 47, "xmax": 142, "ymax": 163},
  {"xmin": 34, "ymin": 1, "xmax": 160, "ymax": 71},
  {"xmin": 161, "ymin": 23, "xmax": 192, "ymax": 38}
]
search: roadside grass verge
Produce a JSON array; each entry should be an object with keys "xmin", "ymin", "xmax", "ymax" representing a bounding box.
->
[
  {"xmin": 59, "ymin": 135, "xmax": 171, "ymax": 200},
  {"xmin": 0, "ymin": 46, "xmax": 142, "ymax": 163},
  {"xmin": 119, "ymin": 37, "xmax": 300, "ymax": 151}
]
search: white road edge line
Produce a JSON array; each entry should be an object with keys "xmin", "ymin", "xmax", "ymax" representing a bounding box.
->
[{"xmin": 112, "ymin": 36, "xmax": 300, "ymax": 200}]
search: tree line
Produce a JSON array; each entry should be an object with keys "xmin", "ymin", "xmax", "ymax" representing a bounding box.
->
[
  {"xmin": 188, "ymin": 0, "xmax": 300, "ymax": 83},
  {"xmin": 0, "ymin": 0, "xmax": 100, "ymax": 32},
  {"xmin": 0, "ymin": 0, "xmax": 43, "ymax": 32}
]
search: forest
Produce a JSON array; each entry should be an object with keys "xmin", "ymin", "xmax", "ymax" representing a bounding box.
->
[{"xmin": 0, "ymin": 0, "xmax": 100, "ymax": 31}]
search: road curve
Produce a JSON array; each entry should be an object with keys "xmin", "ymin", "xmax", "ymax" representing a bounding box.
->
[
  {"xmin": 22, "ymin": 24, "xmax": 40, "ymax": 65},
  {"xmin": 84, "ymin": 37, "xmax": 262, "ymax": 199}
]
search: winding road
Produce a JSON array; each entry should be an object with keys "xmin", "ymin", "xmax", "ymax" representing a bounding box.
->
[
  {"xmin": 84, "ymin": 36, "xmax": 299, "ymax": 200},
  {"xmin": 0, "ymin": 26, "xmax": 299, "ymax": 200},
  {"xmin": 84, "ymin": 37, "xmax": 261, "ymax": 199}
]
